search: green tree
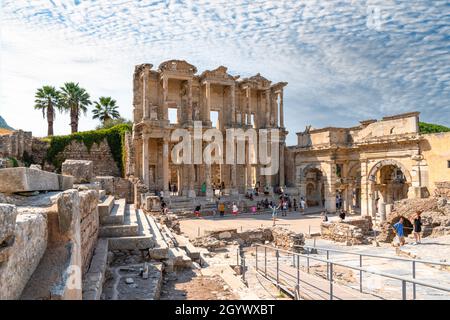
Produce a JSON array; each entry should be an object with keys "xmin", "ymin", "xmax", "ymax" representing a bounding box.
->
[
  {"xmin": 92, "ymin": 96, "xmax": 120, "ymax": 124},
  {"xmin": 96, "ymin": 117, "xmax": 132, "ymax": 130},
  {"xmin": 59, "ymin": 82, "xmax": 92, "ymax": 133},
  {"xmin": 34, "ymin": 85, "xmax": 62, "ymax": 136},
  {"xmin": 419, "ymin": 122, "xmax": 450, "ymax": 134}
]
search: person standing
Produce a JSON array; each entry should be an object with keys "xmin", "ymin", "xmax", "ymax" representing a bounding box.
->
[
  {"xmin": 218, "ymin": 201, "xmax": 225, "ymax": 217},
  {"xmin": 300, "ymin": 198, "xmax": 306, "ymax": 213},
  {"xmin": 269, "ymin": 202, "xmax": 280, "ymax": 226},
  {"xmin": 393, "ymin": 217, "xmax": 406, "ymax": 246},
  {"xmin": 194, "ymin": 204, "xmax": 201, "ymax": 218},
  {"xmin": 412, "ymin": 211, "xmax": 423, "ymax": 245},
  {"xmin": 293, "ymin": 198, "xmax": 298, "ymax": 212},
  {"xmin": 232, "ymin": 202, "xmax": 238, "ymax": 216}
]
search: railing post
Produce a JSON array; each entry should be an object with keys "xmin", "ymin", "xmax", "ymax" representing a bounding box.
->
[
  {"xmin": 329, "ymin": 263, "xmax": 333, "ymax": 300},
  {"xmin": 402, "ymin": 280, "xmax": 407, "ymax": 300},
  {"xmin": 412, "ymin": 261, "xmax": 416, "ymax": 300},
  {"xmin": 359, "ymin": 255, "xmax": 363, "ymax": 293},
  {"xmin": 276, "ymin": 250, "xmax": 280, "ymax": 287},
  {"xmin": 307, "ymin": 249, "xmax": 310, "ymax": 273},
  {"xmin": 326, "ymin": 250, "xmax": 329, "ymax": 280},
  {"xmin": 264, "ymin": 246, "xmax": 267, "ymax": 277},
  {"xmin": 256, "ymin": 246, "xmax": 258, "ymax": 271},
  {"xmin": 297, "ymin": 254, "xmax": 300, "ymax": 295}
]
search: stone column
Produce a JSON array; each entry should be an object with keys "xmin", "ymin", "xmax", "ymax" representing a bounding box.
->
[
  {"xmin": 265, "ymin": 89, "xmax": 271, "ymax": 127},
  {"xmin": 230, "ymin": 84, "xmax": 236, "ymax": 125},
  {"xmin": 205, "ymin": 81, "xmax": 211, "ymax": 126},
  {"xmin": 246, "ymin": 86, "xmax": 251, "ymax": 125},
  {"xmin": 279, "ymin": 90, "xmax": 284, "ymax": 128},
  {"xmin": 143, "ymin": 69, "xmax": 150, "ymax": 119},
  {"xmin": 246, "ymin": 141, "xmax": 252, "ymax": 189},
  {"xmin": 187, "ymin": 79, "xmax": 193, "ymax": 124},
  {"xmin": 205, "ymin": 164, "xmax": 213, "ymax": 198},
  {"xmin": 272, "ymin": 94, "xmax": 278, "ymax": 127},
  {"xmin": 279, "ymin": 141, "xmax": 285, "ymax": 187},
  {"xmin": 324, "ymin": 162, "xmax": 337, "ymax": 212},
  {"xmin": 142, "ymin": 134, "xmax": 150, "ymax": 187},
  {"xmin": 188, "ymin": 163, "xmax": 196, "ymax": 198},
  {"xmin": 162, "ymin": 77, "xmax": 169, "ymax": 121},
  {"xmin": 162, "ymin": 138, "xmax": 169, "ymax": 193}
]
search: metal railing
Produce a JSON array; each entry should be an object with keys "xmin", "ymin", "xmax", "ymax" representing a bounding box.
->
[
  {"xmin": 255, "ymin": 244, "xmax": 450, "ymax": 300},
  {"xmin": 298, "ymin": 244, "xmax": 450, "ymax": 300}
]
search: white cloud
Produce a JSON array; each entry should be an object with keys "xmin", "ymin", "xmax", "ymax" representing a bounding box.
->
[{"xmin": 0, "ymin": 0, "xmax": 449, "ymax": 144}]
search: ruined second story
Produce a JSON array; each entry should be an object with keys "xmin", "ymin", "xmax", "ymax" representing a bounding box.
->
[
  {"xmin": 132, "ymin": 60, "xmax": 287, "ymax": 130},
  {"xmin": 294, "ymin": 112, "xmax": 421, "ymax": 150}
]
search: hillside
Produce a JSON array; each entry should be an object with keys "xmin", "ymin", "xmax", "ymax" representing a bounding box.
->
[{"xmin": 0, "ymin": 115, "xmax": 14, "ymax": 130}]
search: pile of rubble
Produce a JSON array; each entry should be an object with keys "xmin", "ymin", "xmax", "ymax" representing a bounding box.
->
[
  {"xmin": 191, "ymin": 227, "xmax": 305, "ymax": 251},
  {"xmin": 321, "ymin": 217, "xmax": 373, "ymax": 245},
  {"xmin": 378, "ymin": 196, "xmax": 450, "ymax": 242}
]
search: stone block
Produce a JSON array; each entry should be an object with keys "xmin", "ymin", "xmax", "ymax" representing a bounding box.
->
[
  {"xmin": 58, "ymin": 174, "xmax": 74, "ymax": 190},
  {"xmin": 0, "ymin": 167, "xmax": 61, "ymax": 193},
  {"xmin": 62, "ymin": 160, "xmax": 93, "ymax": 184},
  {"xmin": 0, "ymin": 204, "xmax": 17, "ymax": 245}
]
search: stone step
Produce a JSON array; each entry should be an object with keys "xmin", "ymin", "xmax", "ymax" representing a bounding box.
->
[
  {"xmin": 146, "ymin": 215, "xmax": 169, "ymax": 260},
  {"xmin": 108, "ymin": 206, "xmax": 154, "ymax": 250},
  {"xmin": 98, "ymin": 195, "xmax": 115, "ymax": 219},
  {"xmin": 100, "ymin": 199, "xmax": 125, "ymax": 225},
  {"xmin": 166, "ymin": 247, "xmax": 192, "ymax": 272},
  {"xmin": 82, "ymin": 238, "xmax": 109, "ymax": 300},
  {"xmin": 173, "ymin": 234, "xmax": 201, "ymax": 260},
  {"xmin": 99, "ymin": 204, "xmax": 139, "ymax": 238}
]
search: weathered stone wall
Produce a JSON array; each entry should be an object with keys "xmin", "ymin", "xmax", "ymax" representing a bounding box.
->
[
  {"xmin": 61, "ymin": 140, "xmax": 120, "ymax": 176},
  {"xmin": 0, "ymin": 130, "xmax": 32, "ymax": 160},
  {"xmin": 93, "ymin": 176, "xmax": 133, "ymax": 203},
  {"xmin": 79, "ymin": 190, "xmax": 99, "ymax": 274},
  {"xmin": 321, "ymin": 217, "xmax": 373, "ymax": 245},
  {"xmin": 0, "ymin": 208, "xmax": 48, "ymax": 299}
]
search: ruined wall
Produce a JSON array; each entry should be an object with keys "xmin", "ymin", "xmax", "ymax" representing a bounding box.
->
[
  {"xmin": 79, "ymin": 190, "xmax": 100, "ymax": 274},
  {"xmin": 61, "ymin": 140, "xmax": 120, "ymax": 176},
  {"xmin": 421, "ymin": 132, "xmax": 450, "ymax": 195},
  {"xmin": 93, "ymin": 176, "xmax": 133, "ymax": 203},
  {"xmin": 0, "ymin": 130, "xmax": 33, "ymax": 160},
  {"xmin": 0, "ymin": 208, "xmax": 48, "ymax": 300},
  {"xmin": 321, "ymin": 217, "xmax": 373, "ymax": 245}
]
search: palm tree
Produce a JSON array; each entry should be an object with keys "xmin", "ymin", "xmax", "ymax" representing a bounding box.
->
[
  {"xmin": 92, "ymin": 96, "xmax": 120, "ymax": 124},
  {"xmin": 34, "ymin": 85, "xmax": 61, "ymax": 136},
  {"xmin": 59, "ymin": 82, "xmax": 92, "ymax": 133}
]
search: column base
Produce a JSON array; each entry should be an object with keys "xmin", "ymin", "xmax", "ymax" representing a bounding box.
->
[{"xmin": 188, "ymin": 190, "xmax": 196, "ymax": 198}]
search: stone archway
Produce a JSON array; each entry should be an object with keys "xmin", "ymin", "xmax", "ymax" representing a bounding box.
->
[
  {"xmin": 366, "ymin": 159, "xmax": 412, "ymax": 217},
  {"xmin": 301, "ymin": 166, "xmax": 325, "ymax": 207}
]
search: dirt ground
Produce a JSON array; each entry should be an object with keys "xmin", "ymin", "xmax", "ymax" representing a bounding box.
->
[{"xmin": 160, "ymin": 269, "xmax": 238, "ymax": 300}]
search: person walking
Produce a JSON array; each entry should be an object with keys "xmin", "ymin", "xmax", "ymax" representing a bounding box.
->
[
  {"xmin": 300, "ymin": 198, "xmax": 306, "ymax": 213},
  {"xmin": 393, "ymin": 217, "xmax": 406, "ymax": 246},
  {"xmin": 282, "ymin": 199, "xmax": 288, "ymax": 216},
  {"xmin": 269, "ymin": 202, "xmax": 280, "ymax": 226},
  {"xmin": 218, "ymin": 201, "xmax": 225, "ymax": 217},
  {"xmin": 293, "ymin": 198, "xmax": 298, "ymax": 212},
  {"xmin": 412, "ymin": 211, "xmax": 423, "ymax": 245},
  {"xmin": 232, "ymin": 202, "xmax": 238, "ymax": 216},
  {"xmin": 194, "ymin": 204, "xmax": 201, "ymax": 218}
]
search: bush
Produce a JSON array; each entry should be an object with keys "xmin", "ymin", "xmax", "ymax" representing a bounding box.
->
[
  {"xmin": 45, "ymin": 123, "xmax": 132, "ymax": 175},
  {"xmin": 419, "ymin": 122, "xmax": 450, "ymax": 134}
]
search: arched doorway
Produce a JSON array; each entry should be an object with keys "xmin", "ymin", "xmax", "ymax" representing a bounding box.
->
[
  {"xmin": 367, "ymin": 160, "xmax": 411, "ymax": 217},
  {"xmin": 303, "ymin": 167, "xmax": 324, "ymax": 207}
]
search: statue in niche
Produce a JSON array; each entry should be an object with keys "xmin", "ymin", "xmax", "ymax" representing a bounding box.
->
[
  {"xmin": 193, "ymin": 102, "xmax": 200, "ymax": 120},
  {"xmin": 149, "ymin": 103, "xmax": 158, "ymax": 120}
]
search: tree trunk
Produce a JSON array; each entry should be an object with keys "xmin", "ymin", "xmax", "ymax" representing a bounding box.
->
[
  {"xmin": 47, "ymin": 101, "xmax": 54, "ymax": 136},
  {"xmin": 70, "ymin": 105, "xmax": 78, "ymax": 133}
]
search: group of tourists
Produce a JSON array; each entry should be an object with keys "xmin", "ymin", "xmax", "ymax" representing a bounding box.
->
[{"xmin": 392, "ymin": 211, "xmax": 423, "ymax": 246}]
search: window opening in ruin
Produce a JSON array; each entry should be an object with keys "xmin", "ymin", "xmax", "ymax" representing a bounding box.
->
[
  {"xmin": 276, "ymin": 94, "xmax": 281, "ymax": 127},
  {"xmin": 250, "ymin": 114, "xmax": 255, "ymax": 128},
  {"xmin": 168, "ymin": 108, "xmax": 178, "ymax": 124},
  {"xmin": 210, "ymin": 111, "xmax": 219, "ymax": 128}
]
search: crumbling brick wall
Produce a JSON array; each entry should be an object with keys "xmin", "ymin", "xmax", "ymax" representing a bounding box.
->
[{"xmin": 79, "ymin": 190, "xmax": 100, "ymax": 274}]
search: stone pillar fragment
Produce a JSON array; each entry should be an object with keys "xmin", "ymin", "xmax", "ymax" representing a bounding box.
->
[{"xmin": 142, "ymin": 134, "xmax": 150, "ymax": 187}]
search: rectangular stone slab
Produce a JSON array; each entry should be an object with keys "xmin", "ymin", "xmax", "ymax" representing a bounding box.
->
[{"xmin": 0, "ymin": 167, "xmax": 71, "ymax": 193}]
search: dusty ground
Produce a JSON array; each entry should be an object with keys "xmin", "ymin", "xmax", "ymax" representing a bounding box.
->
[
  {"xmin": 180, "ymin": 211, "xmax": 331, "ymax": 239},
  {"xmin": 160, "ymin": 269, "xmax": 238, "ymax": 300}
]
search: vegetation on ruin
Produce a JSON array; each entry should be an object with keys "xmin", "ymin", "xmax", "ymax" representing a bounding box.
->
[
  {"xmin": 44, "ymin": 123, "xmax": 132, "ymax": 175},
  {"xmin": 419, "ymin": 122, "xmax": 450, "ymax": 134},
  {"xmin": 92, "ymin": 96, "xmax": 121, "ymax": 124},
  {"xmin": 8, "ymin": 157, "xmax": 19, "ymax": 167}
]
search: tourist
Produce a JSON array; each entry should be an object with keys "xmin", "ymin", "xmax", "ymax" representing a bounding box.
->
[
  {"xmin": 269, "ymin": 202, "xmax": 280, "ymax": 226},
  {"xmin": 232, "ymin": 202, "xmax": 238, "ymax": 216},
  {"xmin": 194, "ymin": 204, "xmax": 201, "ymax": 218},
  {"xmin": 288, "ymin": 197, "xmax": 292, "ymax": 212},
  {"xmin": 412, "ymin": 211, "xmax": 423, "ymax": 245},
  {"xmin": 159, "ymin": 190, "xmax": 164, "ymax": 201},
  {"xmin": 293, "ymin": 198, "xmax": 298, "ymax": 212},
  {"xmin": 321, "ymin": 209, "xmax": 329, "ymax": 222},
  {"xmin": 173, "ymin": 184, "xmax": 178, "ymax": 196},
  {"xmin": 218, "ymin": 201, "xmax": 225, "ymax": 217},
  {"xmin": 201, "ymin": 182, "xmax": 206, "ymax": 196},
  {"xmin": 300, "ymin": 198, "xmax": 306, "ymax": 213},
  {"xmin": 339, "ymin": 209, "xmax": 346, "ymax": 221},
  {"xmin": 282, "ymin": 199, "xmax": 288, "ymax": 216},
  {"xmin": 393, "ymin": 217, "xmax": 406, "ymax": 246},
  {"xmin": 161, "ymin": 200, "xmax": 167, "ymax": 214}
]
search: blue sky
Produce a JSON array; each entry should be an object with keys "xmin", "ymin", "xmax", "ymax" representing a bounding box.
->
[{"xmin": 0, "ymin": 0, "xmax": 449, "ymax": 145}]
